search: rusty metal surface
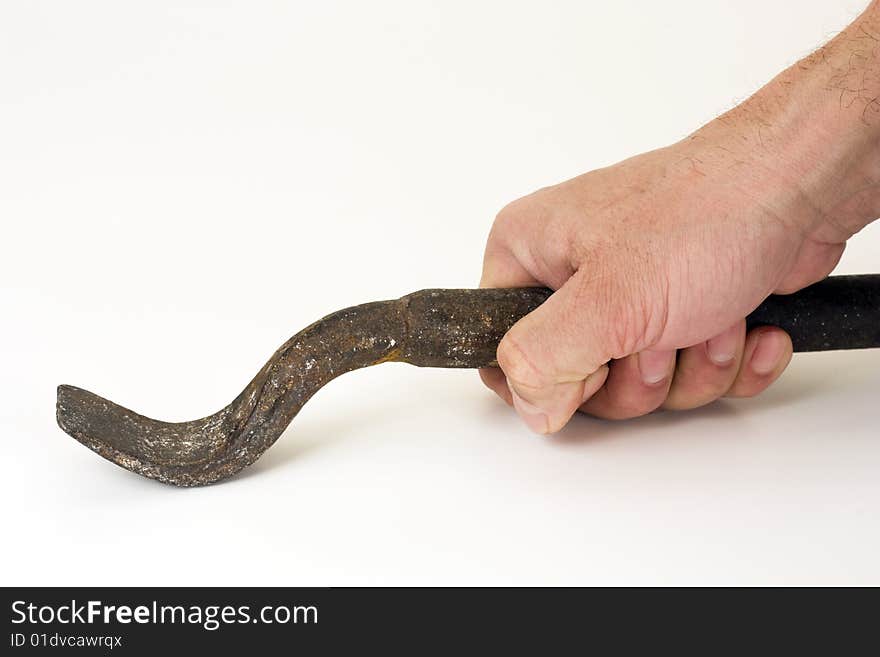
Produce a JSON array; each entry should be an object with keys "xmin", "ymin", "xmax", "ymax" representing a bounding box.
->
[
  {"xmin": 56, "ymin": 276, "xmax": 880, "ymax": 487},
  {"xmin": 56, "ymin": 288, "xmax": 551, "ymax": 486}
]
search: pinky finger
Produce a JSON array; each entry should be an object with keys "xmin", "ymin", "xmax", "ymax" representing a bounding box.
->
[{"xmin": 725, "ymin": 327, "xmax": 793, "ymax": 398}]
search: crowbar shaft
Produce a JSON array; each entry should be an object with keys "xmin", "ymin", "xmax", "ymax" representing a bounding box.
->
[{"xmin": 57, "ymin": 275, "xmax": 880, "ymax": 486}]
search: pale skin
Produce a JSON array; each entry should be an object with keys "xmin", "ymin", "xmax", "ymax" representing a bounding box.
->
[{"xmin": 480, "ymin": 2, "xmax": 880, "ymax": 433}]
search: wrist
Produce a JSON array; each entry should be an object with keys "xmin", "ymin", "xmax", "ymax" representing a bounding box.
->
[
  {"xmin": 775, "ymin": 3, "xmax": 880, "ymax": 238},
  {"xmin": 806, "ymin": 3, "xmax": 880, "ymax": 232},
  {"xmin": 699, "ymin": 4, "xmax": 880, "ymax": 240}
]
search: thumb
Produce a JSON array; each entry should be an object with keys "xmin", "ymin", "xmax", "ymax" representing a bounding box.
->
[{"xmin": 497, "ymin": 275, "xmax": 618, "ymax": 434}]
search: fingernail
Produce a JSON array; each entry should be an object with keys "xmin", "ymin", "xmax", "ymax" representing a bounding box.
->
[
  {"xmin": 750, "ymin": 331, "xmax": 785, "ymax": 375},
  {"xmin": 509, "ymin": 386, "xmax": 550, "ymax": 435},
  {"xmin": 706, "ymin": 326, "xmax": 738, "ymax": 365},
  {"xmin": 638, "ymin": 349, "xmax": 675, "ymax": 385}
]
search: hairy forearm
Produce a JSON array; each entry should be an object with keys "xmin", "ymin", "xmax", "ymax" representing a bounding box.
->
[{"xmin": 693, "ymin": 2, "xmax": 880, "ymax": 241}]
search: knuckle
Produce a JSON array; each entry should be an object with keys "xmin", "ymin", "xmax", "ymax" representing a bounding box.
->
[
  {"xmin": 665, "ymin": 389, "xmax": 717, "ymax": 411},
  {"xmin": 665, "ymin": 342, "xmax": 742, "ymax": 409},
  {"xmin": 692, "ymin": 376, "xmax": 737, "ymax": 405},
  {"xmin": 619, "ymin": 396, "xmax": 665, "ymax": 419},
  {"xmin": 726, "ymin": 377, "xmax": 769, "ymax": 398},
  {"xmin": 592, "ymin": 385, "xmax": 667, "ymax": 420},
  {"xmin": 493, "ymin": 197, "xmax": 533, "ymax": 228},
  {"xmin": 592, "ymin": 398, "xmax": 663, "ymax": 421},
  {"xmin": 662, "ymin": 396, "xmax": 689, "ymax": 411},
  {"xmin": 497, "ymin": 333, "xmax": 549, "ymax": 391},
  {"xmin": 568, "ymin": 260, "xmax": 669, "ymax": 360},
  {"xmin": 728, "ymin": 384, "xmax": 763, "ymax": 399},
  {"xmin": 493, "ymin": 193, "xmax": 554, "ymax": 237}
]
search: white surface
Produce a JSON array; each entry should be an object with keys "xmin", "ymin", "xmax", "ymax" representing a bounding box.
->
[{"xmin": 2, "ymin": 0, "xmax": 879, "ymax": 585}]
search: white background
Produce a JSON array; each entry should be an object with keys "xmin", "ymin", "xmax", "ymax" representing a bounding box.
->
[{"xmin": 2, "ymin": 0, "xmax": 879, "ymax": 585}]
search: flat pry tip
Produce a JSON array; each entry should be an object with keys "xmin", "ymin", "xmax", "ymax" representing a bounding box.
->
[
  {"xmin": 56, "ymin": 384, "xmax": 80, "ymax": 432},
  {"xmin": 53, "ymin": 383, "xmax": 248, "ymax": 487}
]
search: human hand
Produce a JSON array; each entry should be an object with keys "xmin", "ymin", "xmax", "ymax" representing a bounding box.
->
[{"xmin": 480, "ymin": 4, "xmax": 880, "ymax": 433}]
